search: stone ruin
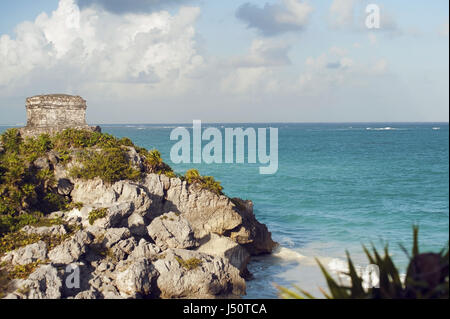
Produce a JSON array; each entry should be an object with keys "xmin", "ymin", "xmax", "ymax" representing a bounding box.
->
[{"xmin": 20, "ymin": 94, "xmax": 100, "ymax": 137}]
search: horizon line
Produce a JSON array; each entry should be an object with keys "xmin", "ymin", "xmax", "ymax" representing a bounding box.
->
[{"xmin": 0, "ymin": 121, "xmax": 449, "ymax": 127}]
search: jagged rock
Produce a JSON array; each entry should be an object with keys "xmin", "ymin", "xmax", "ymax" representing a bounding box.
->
[
  {"xmin": 57, "ymin": 178, "xmax": 74, "ymax": 196},
  {"xmin": 103, "ymin": 228, "xmax": 131, "ymax": 249},
  {"xmin": 226, "ymin": 199, "xmax": 277, "ymax": 255},
  {"xmin": 74, "ymin": 289, "xmax": 99, "ymax": 299},
  {"xmin": 197, "ymin": 234, "xmax": 251, "ymax": 276},
  {"xmin": 143, "ymin": 175, "xmax": 276, "ymax": 255},
  {"xmin": 71, "ymin": 179, "xmax": 152, "ymax": 216},
  {"xmin": 21, "ymin": 225, "xmax": 67, "ymax": 236},
  {"xmin": 96, "ymin": 261, "xmax": 115, "ymax": 273},
  {"xmin": 109, "ymin": 238, "xmax": 137, "ymax": 261},
  {"xmin": 83, "ymin": 225, "xmax": 107, "ymax": 242},
  {"xmin": 129, "ymin": 239, "xmax": 161, "ymax": 261},
  {"xmin": 19, "ymin": 265, "xmax": 63, "ymax": 299},
  {"xmin": 115, "ymin": 258, "xmax": 157, "ymax": 297},
  {"xmin": 71, "ymin": 174, "xmax": 276, "ymax": 256},
  {"xmin": 93, "ymin": 203, "xmax": 134, "ymax": 229},
  {"xmin": 153, "ymin": 249, "xmax": 246, "ymax": 299},
  {"xmin": 48, "ymin": 231, "xmax": 93, "ymax": 264},
  {"xmin": 147, "ymin": 212, "xmax": 197, "ymax": 250},
  {"xmin": 1, "ymin": 241, "xmax": 47, "ymax": 266},
  {"xmin": 127, "ymin": 212, "xmax": 147, "ymax": 236}
]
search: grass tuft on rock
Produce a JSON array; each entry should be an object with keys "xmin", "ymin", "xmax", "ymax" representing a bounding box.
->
[
  {"xmin": 140, "ymin": 149, "xmax": 176, "ymax": 178},
  {"xmin": 175, "ymin": 256, "xmax": 203, "ymax": 271},
  {"xmin": 88, "ymin": 208, "xmax": 108, "ymax": 225},
  {"xmin": 185, "ymin": 169, "xmax": 223, "ymax": 196},
  {"xmin": 0, "ymin": 230, "xmax": 73, "ymax": 256}
]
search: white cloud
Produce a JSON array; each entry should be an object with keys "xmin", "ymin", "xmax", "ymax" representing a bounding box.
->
[
  {"xmin": 294, "ymin": 47, "xmax": 389, "ymax": 96},
  {"xmin": 0, "ymin": 0, "xmax": 203, "ymax": 97},
  {"xmin": 329, "ymin": 0, "xmax": 357, "ymax": 28},
  {"xmin": 230, "ymin": 39, "xmax": 291, "ymax": 68},
  {"xmin": 220, "ymin": 39, "xmax": 291, "ymax": 94},
  {"xmin": 236, "ymin": 0, "xmax": 313, "ymax": 36}
]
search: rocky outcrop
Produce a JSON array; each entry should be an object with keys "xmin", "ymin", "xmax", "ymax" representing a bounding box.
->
[
  {"xmin": 2, "ymin": 145, "xmax": 276, "ymax": 300},
  {"xmin": 19, "ymin": 265, "xmax": 63, "ymax": 299},
  {"xmin": 71, "ymin": 180, "xmax": 152, "ymax": 217},
  {"xmin": 147, "ymin": 212, "xmax": 197, "ymax": 250},
  {"xmin": 115, "ymin": 258, "xmax": 157, "ymax": 297},
  {"xmin": 153, "ymin": 249, "xmax": 246, "ymax": 299},
  {"xmin": 70, "ymin": 174, "xmax": 276, "ymax": 255},
  {"xmin": 48, "ymin": 231, "xmax": 93, "ymax": 264},
  {"xmin": 21, "ymin": 225, "xmax": 67, "ymax": 237},
  {"xmin": 197, "ymin": 234, "xmax": 251, "ymax": 277},
  {"xmin": 1, "ymin": 241, "xmax": 48, "ymax": 266}
]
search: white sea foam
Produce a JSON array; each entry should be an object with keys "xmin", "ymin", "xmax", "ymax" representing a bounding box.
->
[
  {"xmin": 366, "ymin": 127, "xmax": 397, "ymax": 131},
  {"xmin": 273, "ymin": 246, "xmax": 307, "ymax": 262},
  {"xmin": 432, "ymin": 127, "xmax": 441, "ymax": 130},
  {"xmin": 274, "ymin": 245, "xmax": 407, "ymax": 286}
]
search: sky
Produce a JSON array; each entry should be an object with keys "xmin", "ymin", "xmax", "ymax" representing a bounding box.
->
[{"xmin": 0, "ymin": 0, "xmax": 448, "ymax": 124}]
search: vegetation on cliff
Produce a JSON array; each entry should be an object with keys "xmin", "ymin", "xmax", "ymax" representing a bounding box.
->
[
  {"xmin": 185, "ymin": 169, "xmax": 224, "ymax": 196},
  {"xmin": 0, "ymin": 128, "xmax": 225, "ymax": 237}
]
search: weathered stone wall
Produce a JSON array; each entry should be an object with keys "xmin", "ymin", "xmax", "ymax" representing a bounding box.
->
[
  {"xmin": 26, "ymin": 94, "xmax": 87, "ymax": 128},
  {"xmin": 20, "ymin": 94, "xmax": 100, "ymax": 137},
  {"xmin": 27, "ymin": 107, "xmax": 87, "ymax": 128}
]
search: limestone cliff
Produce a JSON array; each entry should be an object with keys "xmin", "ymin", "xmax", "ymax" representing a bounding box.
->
[{"xmin": 0, "ymin": 129, "xmax": 277, "ymax": 299}]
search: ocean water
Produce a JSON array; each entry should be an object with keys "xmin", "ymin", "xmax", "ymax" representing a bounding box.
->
[{"xmin": 1, "ymin": 123, "xmax": 448, "ymax": 298}]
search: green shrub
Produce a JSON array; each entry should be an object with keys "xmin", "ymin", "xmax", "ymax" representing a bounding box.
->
[
  {"xmin": 52, "ymin": 129, "xmax": 118, "ymax": 150},
  {"xmin": 0, "ymin": 214, "xmax": 39, "ymax": 236},
  {"xmin": 278, "ymin": 227, "xmax": 449, "ymax": 299},
  {"xmin": 185, "ymin": 169, "xmax": 223, "ymax": 196},
  {"xmin": 70, "ymin": 147, "xmax": 141, "ymax": 183},
  {"xmin": 185, "ymin": 169, "xmax": 201, "ymax": 184},
  {"xmin": 38, "ymin": 192, "xmax": 69, "ymax": 214},
  {"xmin": 143, "ymin": 149, "xmax": 175, "ymax": 177},
  {"xmin": 0, "ymin": 230, "xmax": 71, "ymax": 255},
  {"xmin": 65, "ymin": 202, "xmax": 83, "ymax": 211},
  {"xmin": 118, "ymin": 137, "xmax": 134, "ymax": 147},
  {"xmin": 0, "ymin": 131, "xmax": 64, "ymax": 217},
  {"xmin": 20, "ymin": 135, "xmax": 53, "ymax": 162},
  {"xmin": 7, "ymin": 261, "xmax": 43, "ymax": 280},
  {"xmin": 0, "ymin": 129, "xmax": 22, "ymax": 153},
  {"xmin": 88, "ymin": 208, "xmax": 108, "ymax": 225}
]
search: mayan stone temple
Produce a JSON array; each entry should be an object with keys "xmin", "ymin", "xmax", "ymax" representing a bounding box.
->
[{"xmin": 20, "ymin": 94, "xmax": 100, "ymax": 137}]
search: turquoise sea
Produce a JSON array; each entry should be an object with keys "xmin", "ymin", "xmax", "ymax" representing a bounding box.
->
[{"xmin": 2, "ymin": 123, "xmax": 448, "ymax": 298}]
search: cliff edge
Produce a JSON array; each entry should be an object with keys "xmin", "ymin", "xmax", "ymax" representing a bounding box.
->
[{"xmin": 0, "ymin": 128, "xmax": 277, "ymax": 299}]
